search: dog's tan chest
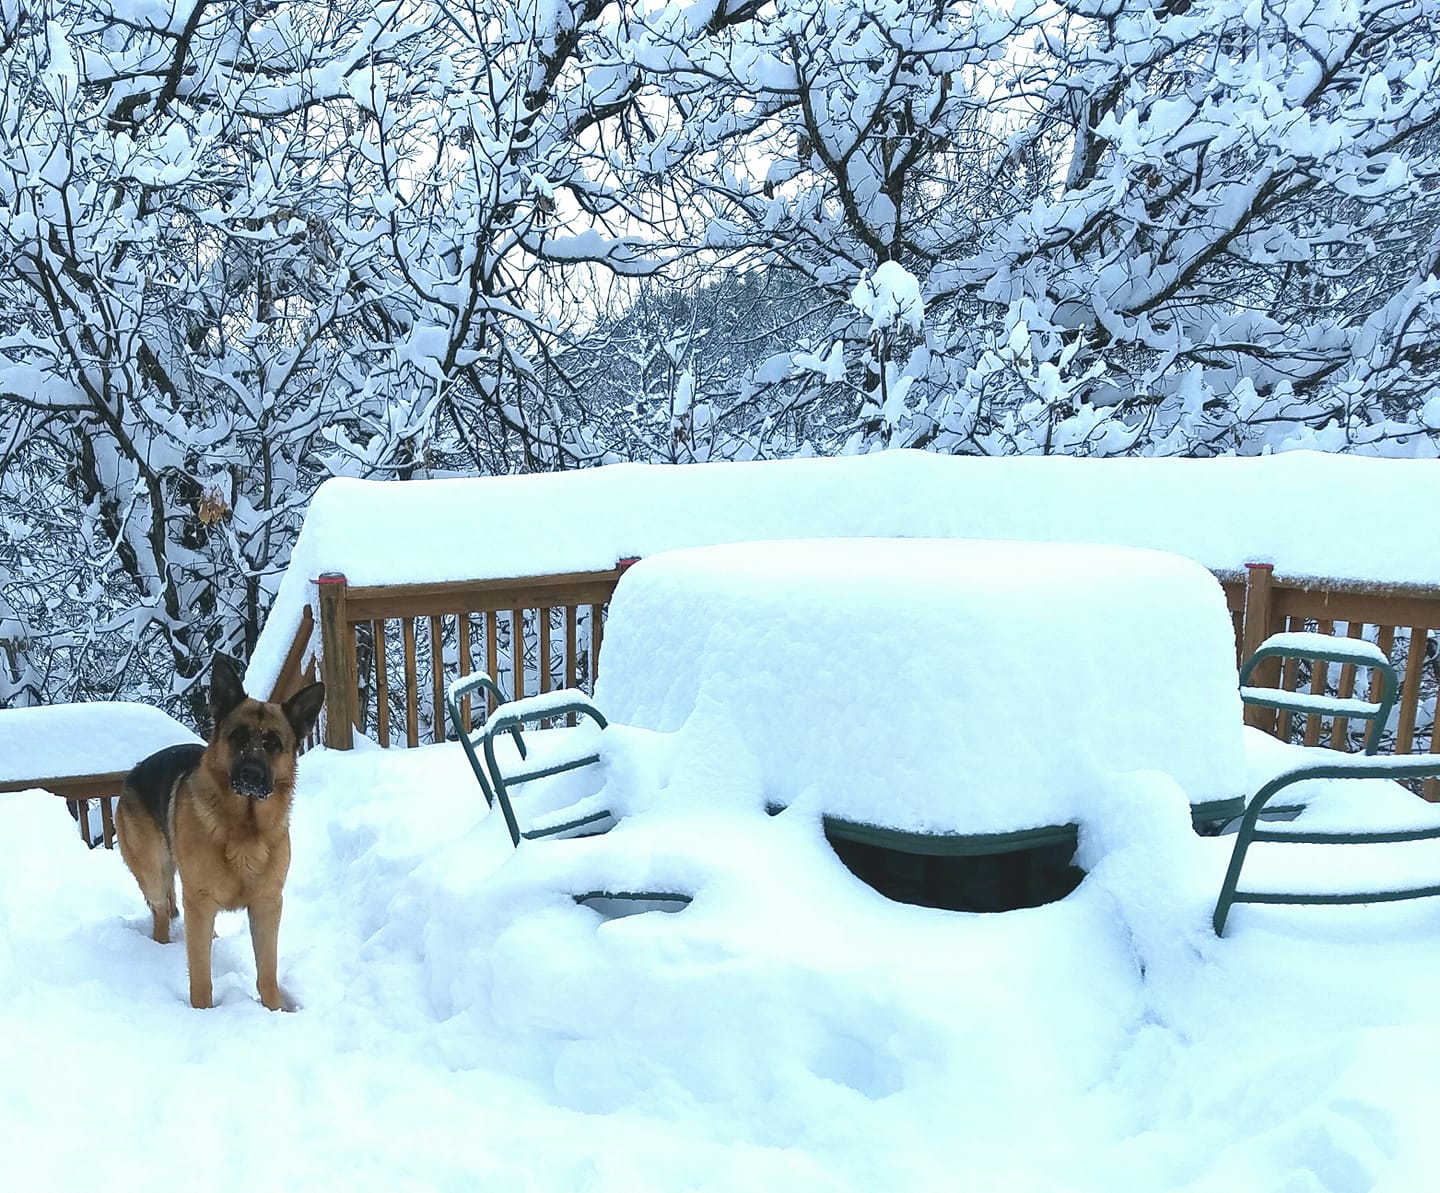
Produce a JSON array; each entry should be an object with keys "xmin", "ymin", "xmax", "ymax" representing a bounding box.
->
[
  {"xmin": 186, "ymin": 836, "xmax": 289, "ymax": 910},
  {"xmin": 174, "ymin": 796, "xmax": 290, "ymax": 910},
  {"xmin": 224, "ymin": 834, "xmax": 270, "ymax": 874}
]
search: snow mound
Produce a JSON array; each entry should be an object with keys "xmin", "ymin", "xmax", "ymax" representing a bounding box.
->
[{"xmin": 594, "ymin": 538, "xmax": 1246, "ymax": 835}]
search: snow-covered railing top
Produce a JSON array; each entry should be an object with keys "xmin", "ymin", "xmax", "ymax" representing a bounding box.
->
[
  {"xmin": 0, "ymin": 703, "xmax": 202, "ymax": 793},
  {"xmin": 248, "ymin": 448, "xmax": 1440, "ymax": 697}
]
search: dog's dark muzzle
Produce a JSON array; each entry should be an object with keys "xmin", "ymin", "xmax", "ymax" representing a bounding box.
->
[{"xmin": 231, "ymin": 756, "xmax": 274, "ymax": 800}]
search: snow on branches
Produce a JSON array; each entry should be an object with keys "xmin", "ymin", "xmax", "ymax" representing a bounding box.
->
[{"xmin": 2, "ymin": 0, "xmax": 1437, "ymax": 711}]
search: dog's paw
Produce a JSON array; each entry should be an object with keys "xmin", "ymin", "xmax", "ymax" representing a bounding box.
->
[{"xmin": 259, "ymin": 983, "xmax": 300, "ymax": 1012}]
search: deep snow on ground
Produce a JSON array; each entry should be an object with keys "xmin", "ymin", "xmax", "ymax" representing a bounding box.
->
[
  {"xmin": 5, "ymin": 729, "xmax": 1440, "ymax": 1192},
  {"xmin": 11, "ymin": 532, "xmax": 1440, "ymax": 1189}
]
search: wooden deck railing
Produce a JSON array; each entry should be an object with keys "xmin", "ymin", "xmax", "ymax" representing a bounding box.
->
[
  {"xmin": 1223, "ymin": 563, "xmax": 1440, "ymax": 798},
  {"xmin": 272, "ymin": 557, "xmax": 1440, "ymax": 799},
  {"xmin": 276, "ymin": 566, "xmax": 632, "ymax": 750}
]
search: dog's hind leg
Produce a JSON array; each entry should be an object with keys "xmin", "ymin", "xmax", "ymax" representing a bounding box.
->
[{"xmin": 115, "ymin": 797, "xmax": 177, "ymax": 945}]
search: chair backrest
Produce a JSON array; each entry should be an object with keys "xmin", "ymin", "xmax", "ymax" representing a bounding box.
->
[
  {"xmin": 446, "ymin": 670, "xmax": 611, "ymax": 847},
  {"xmin": 445, "ymin": 670, "xmax": 516, "ymax": 808},
  {"xmin": 1238, "ymin": 632, "xmax": 1398, "ymax": 755},
  {"xmin": 479, "ymin": 691, "xmax": 609, "ymax": 847}
]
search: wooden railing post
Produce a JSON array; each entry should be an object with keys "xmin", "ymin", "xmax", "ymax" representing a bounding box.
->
[
  {"xmin": 1242, "ymin": 562, "xmax": 1277, "ymax": 732},
  {"xmin": 316, "ymin": 573, "xmax": 356, "ymax": 750}
]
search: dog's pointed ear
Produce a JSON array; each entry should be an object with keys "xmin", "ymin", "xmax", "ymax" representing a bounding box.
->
[
  {"xmin": 283, "ymin": 681, "xmax": 326, "ymax": 742},
  {"xmin": 209, "ymin": 654, "xmax": 248, "ymax": 726}
]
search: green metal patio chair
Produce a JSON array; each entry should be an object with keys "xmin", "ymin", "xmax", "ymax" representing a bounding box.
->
[
  {"xmin": 445, "ymin": 671, "xmax": 691, "ymax": 909},
  {"xmin": 446, "ymin": 670, "xmax": 614, "ymax": 848},
  {"xmin": 1212, "ymin": 754, "xmax": 1440, "ymax": 934},
  {"xmin": 1215, "ymin": 634, "xmax": 1440, "ymax": 934}
]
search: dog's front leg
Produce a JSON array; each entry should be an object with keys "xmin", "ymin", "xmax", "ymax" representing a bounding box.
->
[
  {"xmin": 183, "ymin": 895, "xmax": 219, "ymax": 1009},
  {"xmin": 248, "ymin": 896, "xmax": 285, "ymax": 1011}
]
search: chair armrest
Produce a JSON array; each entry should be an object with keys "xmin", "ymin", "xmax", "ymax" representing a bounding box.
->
[{"xmin": 1247, "ymin": 754, "xmax": 1440, "ymax": 823}]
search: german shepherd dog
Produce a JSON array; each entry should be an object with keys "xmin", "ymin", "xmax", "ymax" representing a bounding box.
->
[{"xmin": 115, "ymin": 654, "xmax": 325, "ymax": 1011}]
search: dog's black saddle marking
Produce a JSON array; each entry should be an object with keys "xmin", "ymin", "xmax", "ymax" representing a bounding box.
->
[{"xmin": 124, "ymin": 743, "xmax": 205, "ymax": 838}]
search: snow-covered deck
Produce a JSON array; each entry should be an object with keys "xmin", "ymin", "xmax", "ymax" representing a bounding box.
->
[
  {"xmin": 6, "ymin": 700, "xmax": 1439, "ymax": 1192},
  {"xmin": 6, "ymin": 569, "xmax": 1440, "ymax": 1189}
]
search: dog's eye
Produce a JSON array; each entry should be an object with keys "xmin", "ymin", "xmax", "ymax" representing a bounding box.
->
[
  {"xmin": 262, "ymin": 732, "xmax": 282, "ymax": 754},
  {"xmin": 229, "ymin": 728, "xmax": 250, "ymax": 751}
]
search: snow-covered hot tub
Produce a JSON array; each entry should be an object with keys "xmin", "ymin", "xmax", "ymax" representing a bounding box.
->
[{"xmin": 594, "ymin": 538, "xmax": 1246, "ymax": 853}]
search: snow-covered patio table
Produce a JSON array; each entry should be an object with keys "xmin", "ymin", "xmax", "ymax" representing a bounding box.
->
[{"xmin": 593, "ymin": 537, "xmax": 1249, "ymax": 848}]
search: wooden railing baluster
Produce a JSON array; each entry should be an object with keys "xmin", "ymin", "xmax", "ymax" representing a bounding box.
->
[
  {"xmin": 590, "ymin": 603, "xmax": 604, "ymax": 688},
  {"xmin": 374, "ymin": 620, "xmax": 391, "ymax": 748},
  {"xmin": 1302, "ymin": 618, "xmax": 1334, "ymax": 747},
  {"xmin": 458, "ymin": 612, "xmax": 472, "ymax": 733},
  {"xmin": 486, "ymin": 611, "xmax": 499, "ymax": 715},
  {"xmin": 402, "ymin": 617, "xmax": 419, "ymax": 749},
  {"xmin": 430, "ymin": 615, "xmax": 445, "ymax": 744},
  {"xmin": 566, "ymin": 606, "xmax": 578, "ymax": 726},
  {"xmin": 1329, "ymin": 621, "xmax": 1365, "ymax": 749},
  {"xmin": 1397, "ymin": 627, "xmax": 1426, "ymax": 754}
]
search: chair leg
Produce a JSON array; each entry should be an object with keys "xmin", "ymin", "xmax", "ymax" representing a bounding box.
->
[{"xmin": 1213, "ymin": 822, "xmax": 1260, "ymax": 936}]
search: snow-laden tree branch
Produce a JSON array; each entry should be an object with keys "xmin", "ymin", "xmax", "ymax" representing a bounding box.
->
[{"xmin": 2, "ymin": 0, "xmax": 1438, "ymax": 713}]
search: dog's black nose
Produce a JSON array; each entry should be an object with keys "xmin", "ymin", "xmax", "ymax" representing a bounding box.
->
[{"xmin": 232, "ymin": 757, "xmax": 272, "ymax": 799}]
